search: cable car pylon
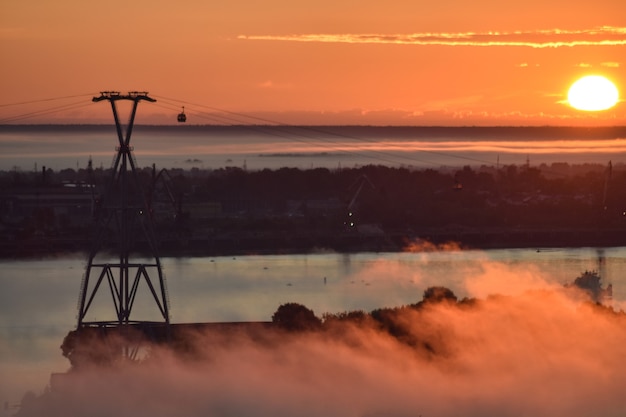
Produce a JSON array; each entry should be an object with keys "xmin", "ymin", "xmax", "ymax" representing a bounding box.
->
[{"xmin": 77, "ymin": 91, "xmax": 170, "ymax": 332}]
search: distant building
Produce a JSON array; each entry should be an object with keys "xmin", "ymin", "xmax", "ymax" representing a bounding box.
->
[{"xmin": 1, "ymin": 184, "xmax": 95, "ymax": 228}]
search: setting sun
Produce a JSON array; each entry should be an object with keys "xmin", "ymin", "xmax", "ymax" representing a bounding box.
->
[{"xmin": 567, "ymin": 75, "xmax": 619, "ymax": 111}]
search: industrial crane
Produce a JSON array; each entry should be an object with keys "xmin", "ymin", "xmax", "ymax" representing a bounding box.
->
[{"xmin": 344, "ymin": 174, "xmax": 375, "ymax": 229}]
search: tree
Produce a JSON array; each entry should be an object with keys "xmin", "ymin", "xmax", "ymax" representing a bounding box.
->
[
  {"xmin": 422, "ymin": 286, "xmax": 458, "ymax": 304},
  {"xmin": 272, "ymin": 302, "xmax": 322, "ymax": 332}
]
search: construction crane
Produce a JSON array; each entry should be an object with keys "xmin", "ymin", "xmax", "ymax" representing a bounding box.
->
[
  {"xmin": 149, "ymin": 165, "xmax": 183, "ymax": 220},
  {"xmin": 344, "ymin": 174, "xmax": 375, "ymax": 229}
]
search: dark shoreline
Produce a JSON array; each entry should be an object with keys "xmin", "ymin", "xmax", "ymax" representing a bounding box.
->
[
  {"xmin": 3, "ymin": 124, "xmax": 626, "ymax": 140},
  {"xmin": 5, "ymin": 227, "xmax": 626, "ymax": 259},
  {"xmin": 4, "ymin": 161, "xmax": 626, "ymax": 260}
]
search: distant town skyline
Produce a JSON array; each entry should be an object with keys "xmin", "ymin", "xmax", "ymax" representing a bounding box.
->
[{"xmin": 1, "ymin": 1, "xmax": 624, "ymax": 126}]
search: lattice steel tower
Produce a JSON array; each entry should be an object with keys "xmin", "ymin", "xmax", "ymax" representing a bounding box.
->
[{"xmin": 77, "ymin": 91, "xmax": 170, "ymax": 329}]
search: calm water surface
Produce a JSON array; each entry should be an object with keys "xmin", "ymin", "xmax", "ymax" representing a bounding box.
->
[{"xmin": 1, "ymin": 247, "xmax": 625, "ymax": 405}]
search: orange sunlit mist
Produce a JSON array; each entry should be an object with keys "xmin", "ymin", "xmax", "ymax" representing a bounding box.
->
[{"xmin": 19, "ymin": 267, "xmax": 626, "ymax": 417}]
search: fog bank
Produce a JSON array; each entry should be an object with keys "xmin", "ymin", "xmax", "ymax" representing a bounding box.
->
[{"xmin": 17, "ymin": 283, "xmax": 626, "ymax": 417}]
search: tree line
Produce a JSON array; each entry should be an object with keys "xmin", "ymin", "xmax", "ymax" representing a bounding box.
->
[{"xmin": 2, "ymin": 162, "xmax": 626, "ymax": 256}]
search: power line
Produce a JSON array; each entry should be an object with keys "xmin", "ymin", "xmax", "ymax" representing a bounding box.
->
[
  {"xmin": 154, "ymin": 97, "xmax": 439, "ymax": 167},
  {"xmin": 0, "ymin": 91, "xmax": 498, "ymax": 169},
  {"xmin": 2, "ymin": 92, "xmax": 579, "ymax": 172},
  {"xmin": 0, "ymin": 92, "xmax": 99, "ymax": 108},
  {"xmin": 0, "ymin": 92, "xmax": 99, "ymax": 123},
  {"xmin": 0, "ymin": 100, "xmax": 95, "ymax": 123},
  {"xmin": 153, "ymin": 94, "xmax": 498, "ymax": 168}
]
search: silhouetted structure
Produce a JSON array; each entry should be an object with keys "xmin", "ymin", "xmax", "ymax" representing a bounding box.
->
[{"xmin": 77, "ymin": 92, "xmax": 170, "ymax": 330}]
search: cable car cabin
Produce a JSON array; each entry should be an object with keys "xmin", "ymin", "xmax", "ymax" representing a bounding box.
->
[{"xmin": 177, "ymin": 107, "xmax": 186, "ymax": 123}]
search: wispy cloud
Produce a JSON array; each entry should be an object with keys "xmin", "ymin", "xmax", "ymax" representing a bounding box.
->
[
  {"xmin": 574, "ymin": 61, "xmax": 621, "ymax": 68},
  {"xmin": 239, "ymin": 26, "xmax": 626, "ymax": 48},
  {"xmin": 257, "ymin": 80, "xmax": 293, "ymax": 89}
]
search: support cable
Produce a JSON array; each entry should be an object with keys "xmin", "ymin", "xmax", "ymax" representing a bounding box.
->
[
  {"xmin": 0, "ymin": 92, "xmax": 99, "ymax": 108},
  {"xmin": 0, "ymin": 100, "xmax": 95, "ymax": 123},
  {"xmin": 153, "ymin": 95, "xmax": 494, "ymax": 168}
]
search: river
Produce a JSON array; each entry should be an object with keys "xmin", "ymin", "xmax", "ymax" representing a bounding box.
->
[{"xmin": 1, "ymin": 247, "xmax": 625, "ymax": 409}]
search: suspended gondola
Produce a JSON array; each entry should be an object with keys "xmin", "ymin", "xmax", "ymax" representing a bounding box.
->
[{"xmin": 177, "ymin": 106, "xmax": 186, "ymax": 123}]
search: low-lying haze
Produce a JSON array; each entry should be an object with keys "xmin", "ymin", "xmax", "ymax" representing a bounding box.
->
[{"xmin": 13, "ymin": 259, "xmax": 626, "ymax": 417}]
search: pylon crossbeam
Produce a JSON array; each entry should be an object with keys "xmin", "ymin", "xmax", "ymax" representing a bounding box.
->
[{"xmin": 93, "ymin": 91, "xmax": 156, "ymax": 103}]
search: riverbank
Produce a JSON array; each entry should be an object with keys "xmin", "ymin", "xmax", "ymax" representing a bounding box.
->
[{"xmin": 4, "ymin": 226, "xmax": 626, "ymax": 259}]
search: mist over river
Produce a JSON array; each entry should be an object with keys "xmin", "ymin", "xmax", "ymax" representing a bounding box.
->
[
  {"xmin": 2, "ymin": 125, "xmax": 626, "ymax": 172},
  {"xmin": 1, "ymin": 246, "xmax": 625, "ymax": 414}
]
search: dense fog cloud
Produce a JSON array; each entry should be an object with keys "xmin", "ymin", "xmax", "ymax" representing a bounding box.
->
[{"xmin": 16, "ymin": 268, "xmax": 626, "ymax": 417}]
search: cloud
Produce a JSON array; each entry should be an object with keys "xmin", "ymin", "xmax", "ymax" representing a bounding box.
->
[
  {"xmin": 516, "ymin": 62, "xmax": 541, "ymax": 68},
  {"xmin": 574, "ymin": 62, "xmax": 622, "ymax": 68},
  {"xmin": 239, "ymin": 26, "xmax": 626, "ymax": 49},
  {"xmin": 257, "ymin": 80, "xmax": 293, "ymax": 89}
]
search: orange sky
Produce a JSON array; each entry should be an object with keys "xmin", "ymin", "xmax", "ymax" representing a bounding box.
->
[{"xmin": 1, "ymin": 0, "xmax": 624, "ymax": 125}]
